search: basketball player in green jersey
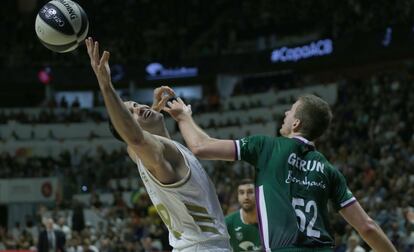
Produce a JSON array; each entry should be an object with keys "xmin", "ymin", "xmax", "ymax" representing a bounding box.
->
[
  {"xmin": 226, "ymin": 178, "xmax": 261, "ymax": 252},
  {"xmin": 164, "ymin": 95, "xmax": 396, "ymax": 252}
]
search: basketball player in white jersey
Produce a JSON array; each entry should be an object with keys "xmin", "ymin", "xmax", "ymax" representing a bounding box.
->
[{"xmin": 85, "ymin": 38, "xmax": 231, "ymax": 251}]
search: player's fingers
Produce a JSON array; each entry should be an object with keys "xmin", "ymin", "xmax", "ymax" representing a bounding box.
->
[
  {"xmin": 167, "ymin": 89, "xmax": 176, "ymax": 97},
  {"xmin": 100, "ymin": 51, "xmax": 110, "ymax": 66},
  {"xmin": 162, "ymin": 86, "xmax": 175, "ymax": 95},
  {"xmin": 152, "ymin": 97, "xmax": 169, "ymax": 112},
  {"xmin": 157, "ymin": 86, "xmax": 174, "ymax": 98},
  {"xmin": 172, "ymin": 99, "xmax": 180, "ymax": 106},
  {"xmin": 162, "ymin": 107, "xmax": 171, "ymax": 113},
  {"xmin": 158, "ymin": 95, "xmax": 171, "ymax": 107},
  {"xmin": 177, "ymin": 97, "xmax": 185, "ymax": 105},
  {"xmin": 86, "ymin": 38, "xmax": 93, "ymax": 58},
  {"xmin": 85, "ymin": 38, "xmax": 89, "ymax": 50},
  {"xmin": 153, "ymin": 87, "xmax": 161, "ymax": 95},
  {"xmin": 93, "ymin": 41, "xmax": 100, "ymax": 63}
]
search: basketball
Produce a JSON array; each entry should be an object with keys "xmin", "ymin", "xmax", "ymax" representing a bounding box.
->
[{"xmin": 35, "ymin": 0, "xmax": 89, "ymax": 53}]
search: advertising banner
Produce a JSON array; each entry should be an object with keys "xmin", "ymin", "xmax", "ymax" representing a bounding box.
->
[{"xmin": 0, "ymin": 177, "xmax": 59, "ymax": 203}]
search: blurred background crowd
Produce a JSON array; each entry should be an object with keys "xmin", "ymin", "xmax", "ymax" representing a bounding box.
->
[
  {"xmin": 1, "ymin": 70, "xmax": 414, "ymax": 251},
  {"xmin": 2, "ymin": 0, "xmax": 414, "ymax": 67},
  {"xmin": 1, "ymin": 0, "xmax": 414, "ymax": 251}
]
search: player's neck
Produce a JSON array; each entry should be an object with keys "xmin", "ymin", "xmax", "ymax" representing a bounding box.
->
[
  {"xmin": 241, "ymin": 208, "xmax": 257, "ymax": 225},
  {"xmin": 146, "ymin": 121, "xmax": 171, "ymax": 139},
  {"xmin": 288, "ymin": 132, "xmax": 303, "ymax": 138}
]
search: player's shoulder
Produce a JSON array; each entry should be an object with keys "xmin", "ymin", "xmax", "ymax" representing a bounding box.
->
[
  {"xmin": 315, "ymin": 149, "xmax": 333, "ymax": 164},
  {"xmin": 310, "ymin": 150, "xmax": 337, "ymax": 174},
  {"xmin": 166, "ymin": 139, "xmax": 194, "ymax": 158},
  {"xmin": 225, "ymin": 210, "xmax": 240, "ymax": 223},
  {"xmin": 270, "ymin": 136, "xmax": 302, "ymax": 148},
  {"xmin": 241, "ymin": 135, "xmax": 284, "ymax": 144}
]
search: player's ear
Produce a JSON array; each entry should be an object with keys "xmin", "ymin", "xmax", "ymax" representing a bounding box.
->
[{"xmin": 292, "ymin": 118, "xmax": 301, "ymax": 132}]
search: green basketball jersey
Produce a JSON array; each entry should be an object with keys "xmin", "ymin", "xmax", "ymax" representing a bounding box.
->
[
  {"xmin": 225, "ymin": 209, "xmax": 262, "ymax": 252},
  {"xmin": 235, "ymin": 136, "xmax": 355, "ymax": 252}
]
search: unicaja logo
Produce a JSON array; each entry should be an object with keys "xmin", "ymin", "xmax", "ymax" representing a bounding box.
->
[{"xmin": 145, "ymin": 63, "xmax": 198, "ymax": 80}]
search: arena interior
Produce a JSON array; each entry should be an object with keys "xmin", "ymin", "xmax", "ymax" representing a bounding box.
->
[{"xmin": 1, "ymin": 0, "xmax": 414, "ymax": 251}]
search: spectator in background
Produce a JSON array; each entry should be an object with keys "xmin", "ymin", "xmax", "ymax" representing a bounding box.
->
[
  {"xmin": 81, "ymin": 238, "xmax": 99, "ymax": 252},
  {"xmin": 225, "ymin": 178, "xmax": 261, "ymax": 252},
  {"xmin": 71, "ymin": 202, "xmax": 85, "ymax": 234},
  {"xmin": 37, "ymin": 217, "xmax": 66, "ymax": 252},
  {"xmin": 72, "ymin": 97, "xmax": 80, "ymax": 108},
  {"xmin": 141, "ymin": 233, "xmax": 162, "ymax": 252},
  {"xmin": 0, "ymin": 226, "xmax": 7, "ymax": 250},
  {"xmin": 346, "ymin": 235, "xmax": 365, "ymax": 252},
  {"xmin": 89, "ymin": 191, "xmax": 103, "ymax": 210},
  {"xmin": 56, "ymin": 216, "xmax": 71, "ymax": 241},
  {"xmin": 11, "ymin": 222, "xmax": 21, "ymax": 241},
  {"xmin": 17, "ymin": 229, "xmax": 35, "ymax": 250},
  {"xmin": 60, "ymin": 97, "xmax": 68, "ymax": 108}
]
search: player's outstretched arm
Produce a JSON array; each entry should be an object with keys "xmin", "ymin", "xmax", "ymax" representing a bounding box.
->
[
  {"xmin": 164, "ymin": 98, "xmax": 235, "ymax": 161},
  {"xmin": 339, "ymin": 201, "xmax": 397, "ymax": 252},
  {"xmin": 85, "ymin": 38, "xmax": 183, "ymax": 183},
  {"xmin": 85, "ymin": 37, "xmax": 145, "ymax": 146}
]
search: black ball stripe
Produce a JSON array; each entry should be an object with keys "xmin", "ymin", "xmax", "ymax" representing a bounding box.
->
[
  {"xmin": 38, "ymin": 2, "xmax": 75, "ymax": 36},
  {"xmin": 38, "ymin": 37, "xmax": 78, "ymax": 53},
  {"xmin": 75, "ymin": 2, "xmax": 88, "ymax": 38}
]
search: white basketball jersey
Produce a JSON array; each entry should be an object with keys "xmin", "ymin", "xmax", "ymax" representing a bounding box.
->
[{"xmin": 135, "ymin": 141, "xmax": 231, "ymax": 251}]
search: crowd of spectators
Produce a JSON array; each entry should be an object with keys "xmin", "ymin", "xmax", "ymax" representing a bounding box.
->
[
  {"xmin": 3, "ymin": 0, "xmax": 414, "ymax": 67},
  {"xmin": 1, "ymin": 70, "xmax": 414, "ymax": 251},
  {"xmin": 0, "ymin": 199, "xmax": 171, "ymax": 252}
]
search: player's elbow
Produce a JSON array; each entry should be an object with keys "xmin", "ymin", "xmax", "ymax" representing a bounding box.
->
[
  {"xmin": 357, "ymin": 218, "xmax": 378, "ymax": 237},
  {"xmin": 190, "ymin": 145, "xmax": 214, "ymax": 160},
  {"xmin": 189, "ymin": 146, "xmax": 205, "ymax": 158}
]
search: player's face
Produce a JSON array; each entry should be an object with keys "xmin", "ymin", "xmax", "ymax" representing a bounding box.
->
[
  {"xmin": 280, "ymin": 100, "xmax": 301, "ymax": 137},
  {"xmin": 124, "ymin": 101, "xmax": 163, "ymax": 129},
  {"xmin": 238, "ymin": 184, "xmax": 256, "ymax": 212}
]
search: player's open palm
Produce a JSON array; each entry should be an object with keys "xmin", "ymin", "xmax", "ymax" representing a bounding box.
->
[
  {"xmin": 85, "ymin": 37, "xmax": 111, "ymax": 88},
  {"xmin": 164, "ymin": 97, "xmax": 192, "ymax": 121}
]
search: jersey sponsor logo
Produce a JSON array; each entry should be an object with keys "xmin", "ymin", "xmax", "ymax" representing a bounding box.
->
[
  {"xmin": 287, "ymin": 153, "xmax": 325, "ymax": 173},
  {"xmin": 285, "ymin": 170, "xmax": 327, "ymax": 189},
  {"xmin": 240, "ymin": 138, "xmax": 248, "ymax": 148},
  {"xmin": 236, "ymin": 231, "xmax": 243, "ymax": 240},
  {"xmin": 239, "ymin": 241, "xmax": 261, "ymax": 251}
]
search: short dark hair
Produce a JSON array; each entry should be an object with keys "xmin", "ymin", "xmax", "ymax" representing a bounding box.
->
[
  {"xmin": 108, "ymin": 120, "xmax": 125, "ymax": 143},
  {"xmin": 237, "ymin": 178, "xmax": 254, "ymax": 187},
  {"xmin": 295, "ymin": 94, "xmax": 332, "ymax": 141}
]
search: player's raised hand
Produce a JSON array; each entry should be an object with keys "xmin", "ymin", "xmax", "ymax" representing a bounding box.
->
[
  {"xmin": 152, "ymin": 86, "xmax": 175, "ymax": 112},
  {"xmin": 163, "ymin": 97, "xmax": 192, "ymax": 122},
  {"xmin": 85, "ymin": 37, "xmax": 111, "ymax": 88}
]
